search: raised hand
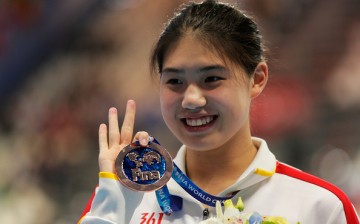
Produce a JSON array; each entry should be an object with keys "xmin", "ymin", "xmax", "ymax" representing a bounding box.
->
[{"xmin": 98, "ymin": 100, "xmax": 136, "ymax": 173}]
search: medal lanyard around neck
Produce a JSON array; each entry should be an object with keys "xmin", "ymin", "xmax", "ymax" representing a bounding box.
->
[{"xmin": 152, "ymin": 138, "xmax": 237, "ymax": 215}]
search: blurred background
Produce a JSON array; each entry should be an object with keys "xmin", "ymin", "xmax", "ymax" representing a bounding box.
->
[{"xmin": 0, "ymin": 0, "xmax": 359, "ymax": 223}]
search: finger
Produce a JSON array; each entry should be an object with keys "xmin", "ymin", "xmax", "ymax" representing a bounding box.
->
[
  {"xmin": 133, "ymin": 131, "xmax": 150, "ymax": 146},
  {"xmin": 120, "ymin": 100, "xmax": 136, "ymax": 145},
  {"xmin": 108, "ymin": 107, "xmax": 120, "ymax": 147},
  {"xmin": 99, "ymin": 123, "xmax": 109, "ymax": 151}
]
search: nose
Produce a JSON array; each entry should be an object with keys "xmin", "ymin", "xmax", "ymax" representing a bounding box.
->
[{"xmin": 181, "ymin": 84, "xmax": 206, "ymax": 110}]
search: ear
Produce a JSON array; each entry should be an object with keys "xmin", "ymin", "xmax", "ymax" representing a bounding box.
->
[{"xmin": 250, "ymin": 62, "xmax": 268, "ymax": 99}]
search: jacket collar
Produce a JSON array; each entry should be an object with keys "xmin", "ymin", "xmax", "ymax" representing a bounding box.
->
[{"xmin": 169, "ymin": 137, "xmax": 276, "ymax": 198}]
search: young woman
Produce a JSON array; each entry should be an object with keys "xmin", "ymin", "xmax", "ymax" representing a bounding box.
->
[{"xmin": 78, "ymin": 1, "xmax": 359, "ymax": 223}]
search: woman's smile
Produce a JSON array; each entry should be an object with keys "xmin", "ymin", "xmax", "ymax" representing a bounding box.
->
[{"xmin": 181, "ymin": 115, "xmax": 218, "ymax": 132}]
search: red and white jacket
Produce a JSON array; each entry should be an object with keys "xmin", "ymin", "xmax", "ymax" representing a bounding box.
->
[{"xmin": 78, "ymin": 138, "xmax": 359, "ymax": 224}]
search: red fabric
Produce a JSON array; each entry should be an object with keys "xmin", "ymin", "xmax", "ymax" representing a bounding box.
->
[
  {"xmin": 78, "ymin": 188, "xmax": 96, "ymax": 222},
  {"xmin": 276, "ymin": 162, "xmax": 359, "ymax": 224}
]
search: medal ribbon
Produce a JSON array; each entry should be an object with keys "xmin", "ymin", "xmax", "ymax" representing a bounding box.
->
[{"xmin": 152, "ymin": 138, "xmax": 237, "ymax": 215}]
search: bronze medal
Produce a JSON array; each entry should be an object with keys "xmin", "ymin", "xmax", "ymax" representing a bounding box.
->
[{"xmin": 115, "ymin": 141, "xmax": 173, "ymax": 191}]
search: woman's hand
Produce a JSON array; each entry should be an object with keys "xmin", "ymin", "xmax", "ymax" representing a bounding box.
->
[
  {"xmin": 98, "ymin": 100, "xmax": 137, "ymax": 173},
  {"xmin": 98, "ymin": 100, "xmax": 151, "ymax": 173}
]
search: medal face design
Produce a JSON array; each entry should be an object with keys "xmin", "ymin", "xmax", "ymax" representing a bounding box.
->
[{"xmin": 115, "ymin": 141, "xmax": 173, "ymax": 191}]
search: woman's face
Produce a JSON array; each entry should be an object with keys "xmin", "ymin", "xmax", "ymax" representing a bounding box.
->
[{"xmin": 160, "ymin": 35, "xmax": 254, "ymax": 152}]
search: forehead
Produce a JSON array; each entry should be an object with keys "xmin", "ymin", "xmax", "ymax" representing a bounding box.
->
[{"xmin": 162, "ymin": 35, "xmax": 228, "ymax": 70}]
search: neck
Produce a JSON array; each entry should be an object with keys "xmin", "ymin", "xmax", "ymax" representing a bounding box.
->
[{"xmin": 185, "ymin": 133, "xmax": 257, "ymax": 195}]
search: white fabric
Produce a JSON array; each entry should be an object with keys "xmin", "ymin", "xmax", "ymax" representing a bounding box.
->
[{"xmin": 80, "ymin": 138, "xmax": 359, "ymax": 224}]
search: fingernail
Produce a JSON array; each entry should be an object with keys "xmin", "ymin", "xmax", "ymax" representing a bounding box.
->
[
  {"xmin": 109, "ymin": 107, "xmax": 117, "ymax": 113},
  {"xmin": 141, "ymin": 138, "xmax": 148, "ymax": 145}
]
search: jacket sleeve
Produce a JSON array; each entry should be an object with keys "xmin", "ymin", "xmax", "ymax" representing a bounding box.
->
[{"xmin": 78, "ymin": 172, "xmax": 144, "ymax": 224}]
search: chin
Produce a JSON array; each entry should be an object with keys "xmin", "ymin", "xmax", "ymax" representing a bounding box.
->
[{"xmin": 181, "ymin": 137, "xmax": 221, "ymax": 152}]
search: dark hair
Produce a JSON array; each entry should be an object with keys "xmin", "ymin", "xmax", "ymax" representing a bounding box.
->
[{"xmin": 150, "ymin": 0, "xmax": 266, "ymax": 78}]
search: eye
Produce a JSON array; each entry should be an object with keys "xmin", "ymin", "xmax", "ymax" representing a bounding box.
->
[
  {"xmin": 166, "ymin": 78, "xmax": 183, "ymax": 85},
  {"xmin": 204, "ymin": 76, "xmax": 224, "ymax": 83}
]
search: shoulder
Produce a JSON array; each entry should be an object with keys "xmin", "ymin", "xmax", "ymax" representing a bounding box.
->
[
  {"xmin": 274, "ymin": 161, "xmax": 359, "ymax": 223},
  {"xmin": 275, "ymin": 162, "xmax": 348, "ymax": 201}
]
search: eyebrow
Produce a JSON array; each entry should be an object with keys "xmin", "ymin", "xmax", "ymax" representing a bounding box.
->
[
  {"xmin": 198, "ymin": 65, "xmax": 227, "ymax": 73},
  {"xmin": 162, "ymin": 65, "xmax": 227, "ymax": 74},
  {"xmin": 162, "ymin": 67, "xmax": 183, "ymax": 74}
]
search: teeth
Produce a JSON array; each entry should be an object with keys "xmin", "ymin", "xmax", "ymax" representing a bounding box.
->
[
  {"xmin": 186, "ymin": 116, "xmax": 214, "ymax": 127},
  {"xmin": 206, "ymin": 117, "xmax": 210, "ymax": 123}
]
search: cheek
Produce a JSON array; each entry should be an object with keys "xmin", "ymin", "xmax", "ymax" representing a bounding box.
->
[
  {"xmin": 217, "ymin": 88, "xmax": 251, "ymax": 117},
  {"xmin": 160, "ymin": 90, "xmax": 181, "ymax": 136},
  {"xmin": 160, "ymin": 89, "xmax": 176, "ymax": 118}
]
